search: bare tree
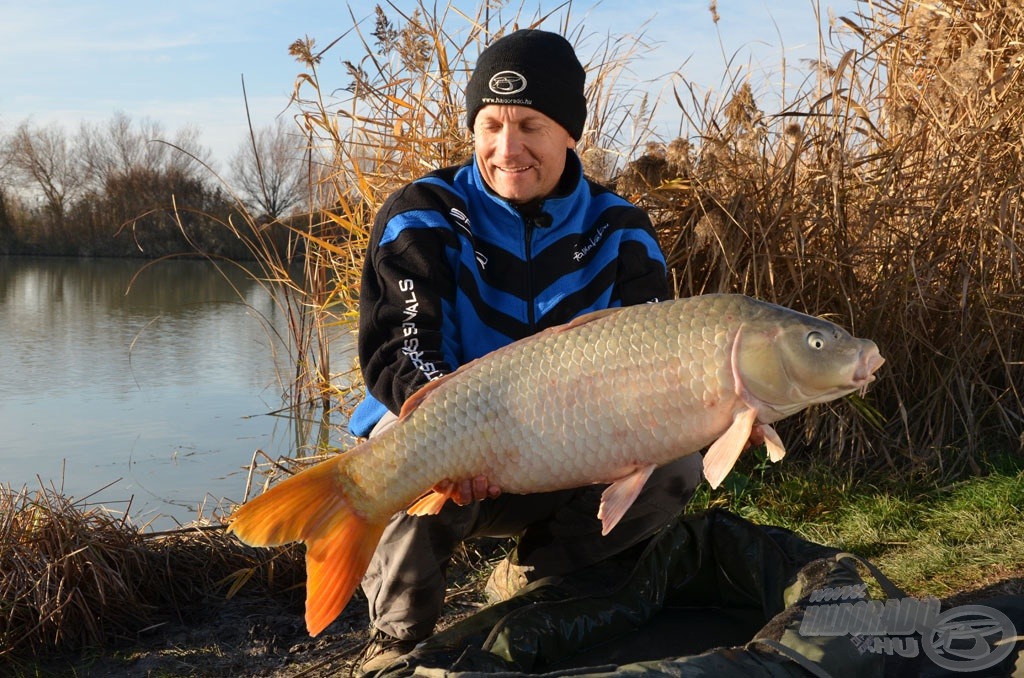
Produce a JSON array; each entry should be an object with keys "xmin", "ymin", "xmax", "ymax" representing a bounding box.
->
[
  {"xmin": 7, "ymin": 121, "xmax": 83, "ymax": 224},
  {"xmin": 0, "ymin": 122, "xmax": 12, "ymax": 182},
  {"xmin": 0, "ymin": 123, "xmax": 13, "ymax": 245},
  {"xmin": 230, "ymin": 118, "xmax": 306, "ymax": 220},
  {"xmin": 79, "ymin": 112, "xmax": 209, "ymax": 190},
  {"xmin": 162, "ymin": 123, "xmax": 210, "ymax": 177}
]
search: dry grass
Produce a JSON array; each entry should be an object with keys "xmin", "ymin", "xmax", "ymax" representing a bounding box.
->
[
  {"xmin": 283, "ymin": 0, "xmax": 1024, "ymax": 480},
  {"xmin": 276, "ymin": 0, "xmax": 1024, "ymax": 480},
  {"xmin": 0, "ymin": 483, "xmax": 304, "ymax": 661}
]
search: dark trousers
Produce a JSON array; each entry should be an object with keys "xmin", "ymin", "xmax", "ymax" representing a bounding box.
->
[{"xmin": 360, "ymin": 434, "xmax": 703, "ymax": 641}]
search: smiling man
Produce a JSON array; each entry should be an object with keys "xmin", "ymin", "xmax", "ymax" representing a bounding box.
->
[
  {"xmin": 350, "ymin": 29, "xmax": 703, "ymax": 674},
  {"xmin": 473, "ymin": 104, "xmax": 571, "ymax": 203}
]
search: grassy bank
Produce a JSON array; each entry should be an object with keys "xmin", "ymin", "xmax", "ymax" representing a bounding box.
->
[
  {"xmin": 3, "ymin": 462, "xmax": 1022, "ymax": 668},
  {"xmin": 694, "ymin": 452, "xmax": 1024, "ymax": 601}
]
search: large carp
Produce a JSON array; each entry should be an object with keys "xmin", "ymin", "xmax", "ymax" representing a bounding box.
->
[{"xmin": 228, "ymin": 294, "xmax": 884, "ymax": 635}]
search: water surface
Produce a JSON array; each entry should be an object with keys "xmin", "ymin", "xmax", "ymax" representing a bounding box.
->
[{"xmin": 0, "ymin": 256, "xmax": 350, "ymax": 530}]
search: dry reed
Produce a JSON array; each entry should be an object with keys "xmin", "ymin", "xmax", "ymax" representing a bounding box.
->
[
  {"xmin": 629, "ymin": 0, "xmax": 1024, "ymax": 477},
  {"xmin": 0, "ymin": 483, "xmax": 303, "ymax": 659},
  {"xmin": 284, "ymin": 0, "xmax": 1021, "ymax": 477}
]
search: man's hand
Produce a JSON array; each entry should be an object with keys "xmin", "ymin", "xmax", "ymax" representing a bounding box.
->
[{"xmin": 433, "ymin": 475, "xmax": 501, "ymax": 505}]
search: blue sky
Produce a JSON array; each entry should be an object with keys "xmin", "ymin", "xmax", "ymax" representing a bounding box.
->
[{"xmin": 2, "ymin": 1, "xmax": 862, "ymax": 169}]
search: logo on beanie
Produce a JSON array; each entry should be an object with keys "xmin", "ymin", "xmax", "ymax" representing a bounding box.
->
[{"xmin": 488, "ymin": 70, "xmax": 527, "ymax": 95}]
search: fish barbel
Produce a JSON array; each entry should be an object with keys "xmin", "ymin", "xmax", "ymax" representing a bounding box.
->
[{"xmin": 228, "ymin": 294, "xmax": 884, "ymax": 635}]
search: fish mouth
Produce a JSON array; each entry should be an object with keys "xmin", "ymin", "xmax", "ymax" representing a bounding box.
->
[{"xmin": 852, "ymin": 347, "xmax": 885, "ymax": 392}]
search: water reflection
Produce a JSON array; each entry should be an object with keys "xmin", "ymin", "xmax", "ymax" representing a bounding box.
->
[{"xmin": 0, "ymin": 256, "xmax": 353, "ymax": 530}]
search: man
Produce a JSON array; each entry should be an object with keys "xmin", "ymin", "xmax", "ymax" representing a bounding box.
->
[{"xmin": 349, "ymin": 29, "xmax": 702, "ymax": 673}]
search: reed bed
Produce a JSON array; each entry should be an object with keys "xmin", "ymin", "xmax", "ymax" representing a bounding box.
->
[
  {"xmin": 289, "ymin": 0, "xmax": 1022, "ymax": 479},
  {"xmin": 0, "ymin": 483, "xmax": 303, "ymax": 660},
  {"xmin": 635, "ymin": 0, "xmax": 1024, "ymax": 477}
]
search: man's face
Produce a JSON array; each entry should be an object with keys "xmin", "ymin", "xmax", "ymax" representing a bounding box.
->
[{"xmin": 473, "ymin": 105, "xmax": 575, "ymax": 204}]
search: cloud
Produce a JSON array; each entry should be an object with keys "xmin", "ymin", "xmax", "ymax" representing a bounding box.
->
[
  {"xmin": 1, "ymin": 0, "xmax": 862, "ymax": 167},
  {"xmin": 0, "ymin": 3, "xmax": 248, "ymax": 61}
]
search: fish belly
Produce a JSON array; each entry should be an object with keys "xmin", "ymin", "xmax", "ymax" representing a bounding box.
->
[{"xmin": 348, "ymin": 299, "xmax": 737, "ymax": 511}]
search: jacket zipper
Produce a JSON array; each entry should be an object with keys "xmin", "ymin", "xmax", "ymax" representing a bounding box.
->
[{"xmin": 524, "ymin": 216, "xmax": 537, "ymax": 332}]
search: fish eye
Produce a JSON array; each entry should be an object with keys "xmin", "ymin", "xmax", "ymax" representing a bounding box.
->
[{"xmin": 807, "ymin": 331, "xmax": 826, "ymax": 350}]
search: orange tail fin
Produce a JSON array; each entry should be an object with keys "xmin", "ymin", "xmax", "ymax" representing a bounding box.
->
[{"xmin": 228, "ymin": 458, "xmax": 387, "ymax": 636}]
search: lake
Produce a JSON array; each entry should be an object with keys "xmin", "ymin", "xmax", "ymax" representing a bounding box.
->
[{"xmin": 0, "ymin": 256, "xmax": 354, "ymax": 531}]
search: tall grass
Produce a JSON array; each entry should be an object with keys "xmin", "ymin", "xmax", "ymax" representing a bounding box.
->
[{"xmin": 280, "ymin": 0, "xmax": 1021, "ymax": 480}]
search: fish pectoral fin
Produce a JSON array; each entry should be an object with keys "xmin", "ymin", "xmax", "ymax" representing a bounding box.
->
[
  {"xmin": 597, "ymin": 464, "xmax": 657, "ymax": 536},
  {"xmin": 407, "ymin": 488, "xmax": 453, "ymax": 516},
  {"xmin": 703, "ymin": 408, "xmax": 759, "ymax": 489},
  {"xmin": 762, "ymin": 424, "xmax": 787, "ymax": 462}
]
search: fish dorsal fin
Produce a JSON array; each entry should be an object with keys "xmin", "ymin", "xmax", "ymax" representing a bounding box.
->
[
  {"xmin": 397, "ymin": 307, "xmax": 624, "ymax": 421},
  {"xmin": 559, "ymin": 306, "xmax": 623, "ymax": 329}
]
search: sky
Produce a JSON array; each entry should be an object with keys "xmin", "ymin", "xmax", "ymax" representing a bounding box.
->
[{"xmin": 1, "ymin": 0, "xmax": 864, "ymax": 170}]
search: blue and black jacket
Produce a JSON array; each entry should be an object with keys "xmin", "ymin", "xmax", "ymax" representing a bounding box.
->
[{"xmin": 349, "ymin": 150, "xmax": 669, "ymax": 436}]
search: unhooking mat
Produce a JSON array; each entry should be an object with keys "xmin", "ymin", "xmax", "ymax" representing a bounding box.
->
[{"xmin": 367, "ymin": 509, "xmax": 1024, "ymax": 678}]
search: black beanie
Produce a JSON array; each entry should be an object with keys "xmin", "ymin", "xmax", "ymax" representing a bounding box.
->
[{"xmin": 466, "ymin": 29, "xmax": 587, "ymax": 140}]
